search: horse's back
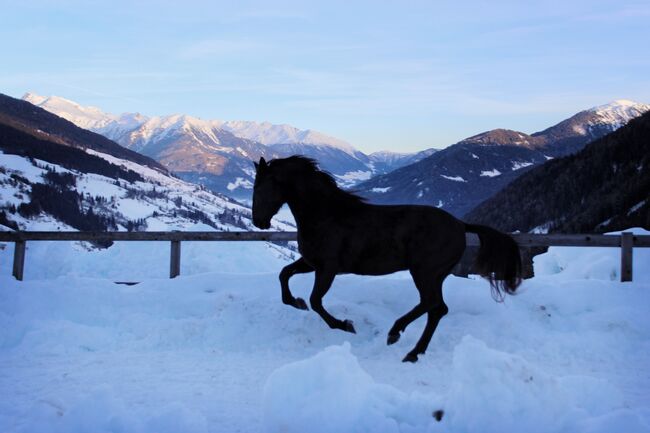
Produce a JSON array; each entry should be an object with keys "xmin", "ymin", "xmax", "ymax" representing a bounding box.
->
[{"xmin": 327, "ymin": 203, "xmax": 467, "ymax": 275}]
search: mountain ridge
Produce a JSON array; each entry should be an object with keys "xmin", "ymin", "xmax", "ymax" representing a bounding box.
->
[
  {"xmin": 23, "ymin": 92, "xmax": 431, "ymax": 199},
  {"xmin": 356, "ymin": 99, "xmax": 650, "ymax": 217}
]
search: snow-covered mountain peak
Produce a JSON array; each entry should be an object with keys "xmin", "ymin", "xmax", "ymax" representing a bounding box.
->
[
  {"xmin": 586, "ymin": 99, "xmax": 650, "ymax": 127},
  {"xmin": 23, "ymin": 92, "xmax": 121, "ymax": 131},
  {"xmin": 591, "ymin": 99, "xmax": 644, "ymax": 110},
  {"xmin": 22, "ymin": 92, "xmax": 48, "ymax": 105},
  {"xmin": 369, "ymin": 150, "xmax": 411, "ymax": 160},
  {"xmin": 22, "ymin": 93, "xmax": 365, "ymax": 162},
  {"xmin": 217, "ymin": 120, "xmax": 358, "ymax": 156}
]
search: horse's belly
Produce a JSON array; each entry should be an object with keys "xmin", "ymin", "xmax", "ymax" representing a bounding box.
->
[{"xmin": 341, "ymin": 251, "xmax": 408, "ymax": 276}]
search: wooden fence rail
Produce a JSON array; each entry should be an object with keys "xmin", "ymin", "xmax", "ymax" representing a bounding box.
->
[{"xmin": 1, "ymin": 231, "xmax": 649, "ymax": 282}]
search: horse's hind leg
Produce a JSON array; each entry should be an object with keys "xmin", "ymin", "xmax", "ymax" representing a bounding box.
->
[
  {"xmin": 279, "ymin": 257, "xmax": 313, "ymax": 310},
  {"xmin": 309, "ymin": 269, "xmax": 356, "ymax": 334},
  {"xmin": 387, "ymin": 298, "xmax": 432, "ymax": 345},
  {"xmin": 388, "ymin": 268, "xmax": 450, "ymax": 362},
  {"xmin": 402, "ymin": 299, "xmax": 448, "ymax": 363}
]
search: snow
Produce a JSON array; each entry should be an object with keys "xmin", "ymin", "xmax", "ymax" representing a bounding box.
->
[
  {"xmin": 116, "ymin": 199, "xmax": 158, "ymax": 219},
  {"xmin": 573, "ymin": 124, "xmax": 587, "ymax": 135},
  {"xmin": 588, "ymin": 100, "xmax": 650, "ymax": 131},
  {"xmin": 226, "ymin": 177, "xmax": 253, "ymax": 191},
  {"xmin": 337, "ymin": 170, "xmax": 373, "ymax": 182},
  {"xmin": 534, "ymin": 228, "xmax": 650, "ymax": 281},
  {"xmin": 369, "ymin": 150, "xmax": 411, "ymax": 163},
  {"xmin": 480, "ymin": 169, "xmax": 502, "ymax": 177},
  {"xmin": 264, "ymin": 342, "xmax": 437, "ymax": 433},
  {"xmin": 336, "ymin": 170, "xmax": 373, "ymax": 188},
  {"xmin": 512, "ymin": 161, "xmax": 534, "ymax": 170},
  {"xmin": 1, "ymin": 230, "xmax": 650, "ymax": 433},
  {"xmin": 628, "ymin": 200, "xmax": 646, "ymax": 216},
  {"xmin": 23, "ymin": 93, "xmax": 120, "ymax": 131},
  {"xmin": 440, "ymin": 175, "xmax": 466, "ymax": 182},
  {"xmin": 216, "ymin": 121, "xmax": 358, "ymax": 156}
]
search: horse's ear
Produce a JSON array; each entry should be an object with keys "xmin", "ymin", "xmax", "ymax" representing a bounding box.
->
[{"xmin": 256, "ymin": 157, "xmax": 268, "ymax": 172}]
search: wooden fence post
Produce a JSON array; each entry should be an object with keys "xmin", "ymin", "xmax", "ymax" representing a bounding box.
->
[
  {"xmin": 170, "ymin": 240, "xmax": 181, "ymax": 278},
  {"xmin": 620, "ymin": 232, "xmax": 633, "ymax": 282},
  {"xmin": 13, "ymin": 240, "xmax": 26, "ymax": 281}
]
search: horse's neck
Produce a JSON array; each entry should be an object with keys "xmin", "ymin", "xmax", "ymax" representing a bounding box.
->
[
  {"xmin": 286, "ymin": 187, "xmax": 339, "ymax": 230},
  {"xmin": 287, "ymin": 196, "xmax": 324, "ymax": 230}
]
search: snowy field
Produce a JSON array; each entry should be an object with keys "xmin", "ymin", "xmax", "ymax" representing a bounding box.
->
[{"xmin": 1, "ymin": 231, "xmax": 649, "ymax": 433}]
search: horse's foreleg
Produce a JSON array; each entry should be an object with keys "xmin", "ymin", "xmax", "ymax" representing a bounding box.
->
[
  {"xmin": 309, "ymin": 269, "xmax": 355, "ymax": 333},
  {"xmin": 279, "ymin": 257, "xmax": 313, "ymax": 310}
]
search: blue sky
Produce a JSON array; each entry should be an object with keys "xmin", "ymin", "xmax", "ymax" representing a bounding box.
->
[{"xmin": 2, "ymin": 0, "xmax": 649, "ymax": 153}]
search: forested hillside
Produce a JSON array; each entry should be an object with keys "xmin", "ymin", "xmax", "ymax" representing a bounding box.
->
[{"xmin": 466, "ymin": 112, "xmax": 650, "ymax": 233}]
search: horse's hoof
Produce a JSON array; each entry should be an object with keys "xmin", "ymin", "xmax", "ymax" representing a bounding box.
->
[
  {"xmin": 402, "ymin": 353, "xmax": 418, "ymax": 363},
  {"xmin": 343, "ymin": 320, "xmax": 356, "ymax": 334},
  {"xmin": 294, "ymin": 297, "xmax": 309, "ymax": 310},
  {"xmin": 387, "ymin": 332, "xmax": 400, "ymax": 345}
]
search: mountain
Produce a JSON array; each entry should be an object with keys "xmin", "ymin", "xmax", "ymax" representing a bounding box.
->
[
  {"xmin": 3, "ymin": 94, "xmax": 166, "ymax": 172},
  {"xmin": 531, "ymin": 99, "xmax": 650, "ymax": 156},
  {"xmin": 368, "ymin": 148, "xmax": 438, "ymax": 174},
  {"xmin": 356, "ymin": 100, "xmax": 650, "ymax": 217},
  {"xmin": 23, "ymin": 93, "xmax": 422, "ymax": 198},
  {"xmin": 465, "ymin": 111, "xmax": 650, "ymax": 234},
  {"xmin": 0, "ymin": 93, "xmax": 295, "ymax": 259}
]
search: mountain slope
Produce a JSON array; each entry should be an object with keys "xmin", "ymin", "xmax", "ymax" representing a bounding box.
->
[
  {"xmin": 2, "ymin": 94, "xmax": 166, "ymax": 173},
  {"xmin": 368, "ymin": 148, "xmax": 438, "ymax": 174},
  {"xmin": 0, "ymin": 94, "xmax": 295, "ymax": 260},
  {"xmin": 356, "ymin": 100, "xmax": 650, "ymax": 217},
  {"xmin": 465, "ymin": 111, "xmax": 650, "ymax": 233}
]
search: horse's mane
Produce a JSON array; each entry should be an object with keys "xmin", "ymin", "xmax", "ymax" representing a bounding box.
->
[{"xmin": 270, "ymin": 155, "xmax": 366, "ymax": 205}]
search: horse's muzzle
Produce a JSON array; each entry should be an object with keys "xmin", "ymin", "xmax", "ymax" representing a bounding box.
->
[{"xmin": 253, "ymin": 218, "xmax": 271, "ymax": 230}]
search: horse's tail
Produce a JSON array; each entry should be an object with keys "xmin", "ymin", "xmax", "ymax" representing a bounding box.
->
[{"xmin": 465, "ymin": 223, "xmax": 522, "ymax": 301}]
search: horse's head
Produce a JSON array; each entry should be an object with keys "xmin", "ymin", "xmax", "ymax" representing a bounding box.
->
[{"xmin": 252, "ymin": 157, "xmax": 285, "ymax": 229}]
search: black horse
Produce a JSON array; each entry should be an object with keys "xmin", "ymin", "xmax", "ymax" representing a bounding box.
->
[{"xmin": 252, "ymin": 156, "xmax": 522, "ymax": 362}]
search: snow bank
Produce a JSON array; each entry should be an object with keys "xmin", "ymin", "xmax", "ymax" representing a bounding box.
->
[
  {"xmin": 0, "ymin": 237, "xmax": 293, "ymax": 280},
  {"xmin": 446, "ymin": 336, "xmax": 630, "ymax": 433},
  {"xmin": 263, "ymin": 342, "xmax": 436, "ymax": 433},
  {"xmin": 264, "ymin": 336, "xmax": 646, "ymax": 433},
  {"xmin": 534, "ymin": 228, "xmax": 650, "ymax": 281}
]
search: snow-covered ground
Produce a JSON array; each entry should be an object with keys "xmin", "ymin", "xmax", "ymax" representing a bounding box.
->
[
  {"xmin": 1, "ymin": 230, "xmax": 649, "ymax": 433},
  {"xmin": 0, "ymin": 149, "xmax": 298, "ymax": 277}
]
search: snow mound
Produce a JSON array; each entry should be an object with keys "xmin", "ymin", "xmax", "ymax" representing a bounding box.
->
[
  {"xmin": 446, "ymin": 335, "xmax": 630, "ymax": 433},
  {"xmin": 263, "ymin": 337, "xmax": 647, "ymax": 433},
  {"xmin": 263, "ymin": 342, "xmax": 437, "ymax": 433}
]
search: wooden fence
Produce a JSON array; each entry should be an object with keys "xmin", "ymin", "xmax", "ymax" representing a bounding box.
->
[{"xmin": 1, "ymin": 231, "xmax": 648, "ymax": 282}]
